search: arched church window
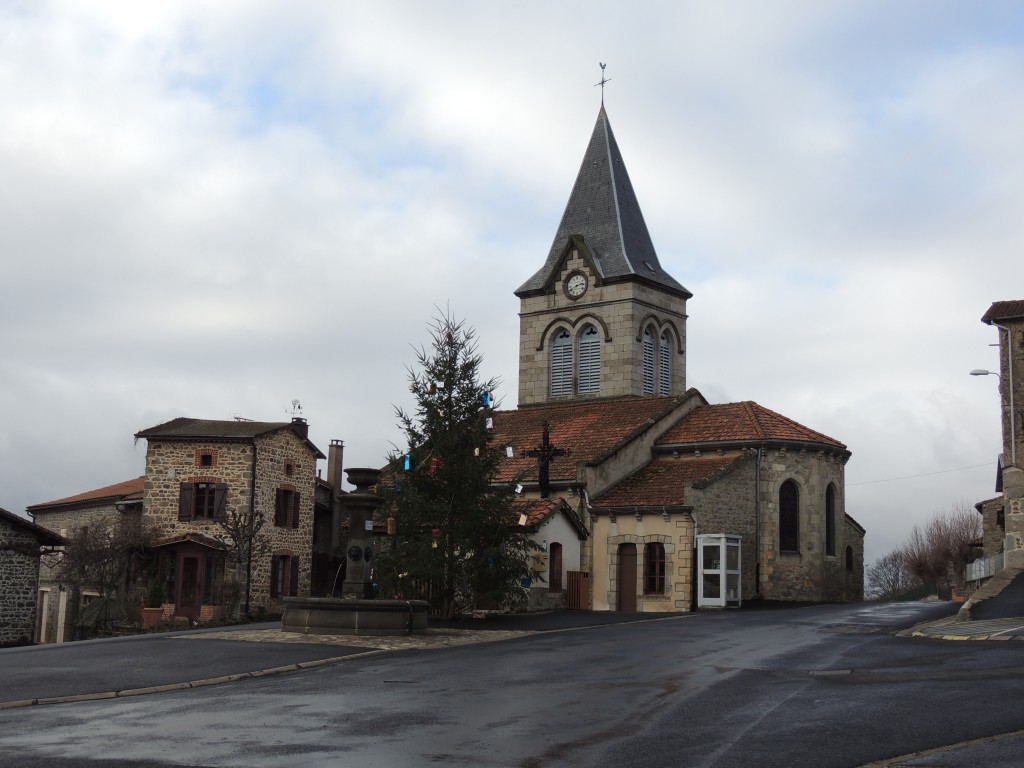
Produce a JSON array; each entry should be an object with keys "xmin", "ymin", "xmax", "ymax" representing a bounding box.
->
[
  {"xmin": 845, "ymin": 545, "xmax": 854, "ymax": 573},
  {"xmin": 642, "ymin": 327, "xmax": 655, "ymax": 394},
  {"xmin": 550, "ymin": 329, "xmax": 572, "ymax": 397},
  {"xmin": 577, "ymin": 325, "xmax": 601, "ymax": 394},
  {"xmin": 658, "ymin": 331, "xmax": 672, "ymax": 395},
  {"xmin": 779, "ymin": 479, "xmax": 800, "ymax": 553},
  {"xmin": 825, "ymin": 484, "xmax": 836, "ymax": 556}
]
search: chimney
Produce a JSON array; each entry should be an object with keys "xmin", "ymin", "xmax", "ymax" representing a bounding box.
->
[
  {"xmin": 328, "ymin": 439, "xmax": 344, "ymax": 553},
  {"xmin": 290, "ymin": 417, "xmax": 309, "ymax": 438},
  {"xmin": 327, "ymin": 439, "xmax": 344, "ymax": 492}
]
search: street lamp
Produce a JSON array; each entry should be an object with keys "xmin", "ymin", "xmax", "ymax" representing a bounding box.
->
[{"xmin": 971, "ymin": 368, "xmax": 1015, "ymax": 467}]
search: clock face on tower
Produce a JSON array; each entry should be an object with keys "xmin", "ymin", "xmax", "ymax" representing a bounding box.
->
[{"xmin": 565, "ymin": 271, "xmax": 588, "ymax": 299}]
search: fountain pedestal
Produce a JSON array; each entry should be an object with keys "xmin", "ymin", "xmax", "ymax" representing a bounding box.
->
[{"xmin": 281, "ymin": 467, "xmax": 429, "ymax": 636}]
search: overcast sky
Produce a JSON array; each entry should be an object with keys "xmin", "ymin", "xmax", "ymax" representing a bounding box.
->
[{"xmin": 2, "ymin": 1, "xmax": 1021, "ymax": 569}]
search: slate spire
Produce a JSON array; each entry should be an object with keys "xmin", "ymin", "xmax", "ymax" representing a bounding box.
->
[{"xmin": 516, "ymin": 106, "xmax": 690, "ymax": 298}]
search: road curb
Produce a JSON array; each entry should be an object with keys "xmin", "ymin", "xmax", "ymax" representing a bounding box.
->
[{"xmin": 0, "ymin": 651, "xmax": 372, "ymax": 711}]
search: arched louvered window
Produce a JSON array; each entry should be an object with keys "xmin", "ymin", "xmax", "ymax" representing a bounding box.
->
[
  {"xmin": 779, "ymin": 479, "xmax": 800, "ymax": 553},
  {"xmin": 642, "ymin": 327, "xmax": 655, "ymax": 394},
  {"xmin": 550, "ymin": 329, "xmax": 573, "ymax": 397},
  {"xmin": 825, "ymin": 484, "xmax": 836, "ymax": 556},
  {"xmin": 658, "ymin": 331, "xmax": 672, "ymax": 395},
  {"xmin": 577, "ymin": 325, "xmax": 601, "ymax": 394}
]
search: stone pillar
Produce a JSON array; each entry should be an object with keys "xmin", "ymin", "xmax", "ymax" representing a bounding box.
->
[{"xmin": 340, "ymin": 468, "xmax": 382, "ymax": 599}]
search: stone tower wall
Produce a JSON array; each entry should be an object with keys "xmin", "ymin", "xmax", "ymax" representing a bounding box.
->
[{"xmin": 518, "ymin": 249, "xmax": 687, "ymax": 405}]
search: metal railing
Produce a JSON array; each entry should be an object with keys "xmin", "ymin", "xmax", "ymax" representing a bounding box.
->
[{"xmin": 965, "ymin": 552, "xmax": 1004, "ymax": 583}]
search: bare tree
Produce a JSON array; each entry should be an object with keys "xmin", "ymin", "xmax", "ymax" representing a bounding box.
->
[
  {"xmin": 217, "ymin": 509, "xmax": 272, "ymax": 617},
  {"xmin": 866, "ymin": 549, "xmax": 918, "ymax": 600},
  {"xmin": 900, "ymin": 500, "xmax": 982, "ymax": 599},
  {"xmin": 55, "ymin": 515, "xmax": 155, "ymax": 634}
]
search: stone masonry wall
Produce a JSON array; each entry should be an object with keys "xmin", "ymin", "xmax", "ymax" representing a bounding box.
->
[
  {"xmin": 518, "ymin": 248, "xmax": 687, "ymax": 405},
  {"xmin": 844, "ymin": 517, "xmax": 865, "ymax": 601},
  {"xmin": 757, "ymin": 448, "xmax": 852, "ymax": 601},
  {"xmin": 689, "ymin": 455, "xmax": 758, "ymax": 601},
  {"xmin": 31, "ymin": 503, "xmax": 125, "ymax": 643},
  {"xmin": 0, "ymin": 519, "xmax": 41, "ymax": 646},
  {"xmin": 143, "ymin": 429, "xmax": 316, "ymax": 611}
]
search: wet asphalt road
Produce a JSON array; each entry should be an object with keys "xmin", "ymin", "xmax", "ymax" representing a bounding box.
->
[{"xmin": 2, "ymin": 602, "xmax": 1024, "ymax": 767}]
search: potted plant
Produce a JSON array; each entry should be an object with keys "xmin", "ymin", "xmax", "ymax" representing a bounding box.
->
[{"xmin": 141, "ymin": 579, "xmax": 165, "ymax": 629}]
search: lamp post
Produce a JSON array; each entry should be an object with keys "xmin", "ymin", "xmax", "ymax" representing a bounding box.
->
[{"xmin": 971, "ymin": 368, "xmax": 1015, "ymax": 468}]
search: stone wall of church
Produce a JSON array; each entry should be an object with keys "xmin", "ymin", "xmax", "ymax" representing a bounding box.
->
[
  {"xmin": 0, "ymin": 519, "xmax": 41, "ymax": 646},
  {"xmin": 689, "ymin": 456, "xmax": 759, "ymax": 601},
  {"xmin": 756, "ymin": 448, "xmax": 853, "ymax": 601},
  {"xmin": 843, "ymin": 517, "xmax": 865, "ymax": 601},
  {"xmin": 518, "ymin": 249, "xmax": 687, "ymax": 405}
]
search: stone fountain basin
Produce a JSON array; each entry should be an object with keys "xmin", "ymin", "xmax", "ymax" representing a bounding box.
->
[{"xmin": 281, "ymin": 597, "xmax": 429, "ymax": 636}]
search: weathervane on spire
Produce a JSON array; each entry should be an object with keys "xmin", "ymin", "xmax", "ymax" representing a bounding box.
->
[{"xmin": 595, "ymin": 62, "xmax": 611, "ymax": 105}]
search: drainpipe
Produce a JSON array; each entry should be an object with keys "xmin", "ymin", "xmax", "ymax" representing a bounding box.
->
[
  {"xmin": 755, "ymin": 447, "xmax": 762, "ymax": 597},
  {"xmin": 995, "ymin": 322, "xmax": 1017, "ymax": 468},
  {"xmin": 245, "ymin": 442, "xmax": 257, "ymax": 618}
]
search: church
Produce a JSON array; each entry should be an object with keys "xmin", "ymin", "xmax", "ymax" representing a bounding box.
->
[{"xmin": 492, "ymin": 106, "xmax": 864, "ymax": 611}]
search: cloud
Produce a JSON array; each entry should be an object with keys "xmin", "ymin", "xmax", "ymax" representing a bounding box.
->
[{"xmin": 1, "ymin": 1, "xmax": 1020, "ymax": 573}]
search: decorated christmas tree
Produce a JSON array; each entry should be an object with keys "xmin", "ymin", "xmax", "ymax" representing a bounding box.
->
[{"xmin": 377, "ymin": 313, "xmax": 533, "ymax": 618}]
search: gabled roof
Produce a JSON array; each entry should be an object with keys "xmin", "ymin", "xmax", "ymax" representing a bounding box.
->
[
  {"xmin": 656, "ymin": 401, "xmax": 847, "ymax": 452},
  {"xmin": 512, "ymin": 497, "xmax": 588, "ymax": 538},
  {"xmin": 491, "ymin": 396, "xmax": 693, "ymax": 483},
  {"xmin": 135, "ymin": 417, "xmax": 325, "ymax": 458},
  {"xmin": 27, "ymin": 477, "xmax": 145, "ymax": 513},
  {"xmin": 592, "ymin": 455, "xmax": 745, "ymax": 508},
  {"xmin": 981, "ymin": 300, "xmax": 1024, "ymax": 324},
  {"xmin": 151, "ymin": 532, "xmax": 225, "ymax": 550},
  {"xmin": 0, "ymin": 507, "xmax": 67, "ymax": 547},
  {"xmin": 516, "ymin": 106, "xmax": 690, "ymax": 299}
]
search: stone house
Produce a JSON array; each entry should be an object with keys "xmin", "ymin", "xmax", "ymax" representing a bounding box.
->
[
  {"xmin": 972, "ymin": 301, "xmax": 1024, "ymax": 576},
  {"xmin": 27, "ymin": 477, "xmax": 145, "ymax": 643},
  {"xmin": 133, "ymin": 416, "xmax": 325, "ymax": 619},
  {"xmin": 490, "ymin": 105, "xmax": 864, "ymax": 612},
  {"xmin": 0, "ymin": 506, "xmax": 65, "ymax": 646}
]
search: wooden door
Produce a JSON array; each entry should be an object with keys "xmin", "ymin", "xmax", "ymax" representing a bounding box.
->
[
  {"xmin": 617, "ymin": 544, "xmax": 637, "ymax": 612},
  {"xmin": 176, "ymin": 553, "xmax": 202, "ymax": 620}
]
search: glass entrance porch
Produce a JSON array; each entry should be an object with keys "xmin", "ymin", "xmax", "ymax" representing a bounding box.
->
[{"xmin": 697, "ymin": 534, "xmax": 742, "ymax": 608}]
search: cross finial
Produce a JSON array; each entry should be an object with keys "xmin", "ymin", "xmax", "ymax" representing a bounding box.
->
[
  {"xmin": 595, "ymin": 62, "xmax": 611, "ymax": 105},
  {"xmin": 526, "ymin": 422, "xmax": 571, "ymax": 498}
]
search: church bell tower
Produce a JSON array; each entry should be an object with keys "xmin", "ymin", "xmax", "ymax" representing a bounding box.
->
[{"xmin": 515, "ymin": 106, "xmax": 691, "ymax": 406}]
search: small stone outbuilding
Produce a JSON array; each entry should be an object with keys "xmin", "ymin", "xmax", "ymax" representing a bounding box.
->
[{"xmin": 0, "ymin": 507, "xmax": 65, "ymax": 646}]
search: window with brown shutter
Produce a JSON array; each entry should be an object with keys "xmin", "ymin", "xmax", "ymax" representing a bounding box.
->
[
  {"xmin": 275, "ymin": 488, "xmax": 295, "ymax": 527},
  {"xmin": 179, "ymin": 482, "xmax": 227, "ymax": 521},
  {"xmin": 270, "ymin": 555, "xmax": 282, "ymax": 597},
  {"xmin": 178, "ymin": 483, "xmax": 192, "ymax": 521},
  {"xmin": 289, "ymin": 556, "xmax": 300, "ymax": 597}
]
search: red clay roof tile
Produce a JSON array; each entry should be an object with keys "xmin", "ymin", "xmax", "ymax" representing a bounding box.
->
[
  {"xmin": 656, "ymin": 402, "xmax": 845, "ymax": 449},
  {"xmin": 28, "ymin": 477, "xmax": 146, "ymax": 511},
  {"xmin": 490, "ymin": 397, "xmax": 689, "ymax": 483},
  {"xmin": 593, "ymin": 455, "xmax": 742, "ymax": 507}
]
